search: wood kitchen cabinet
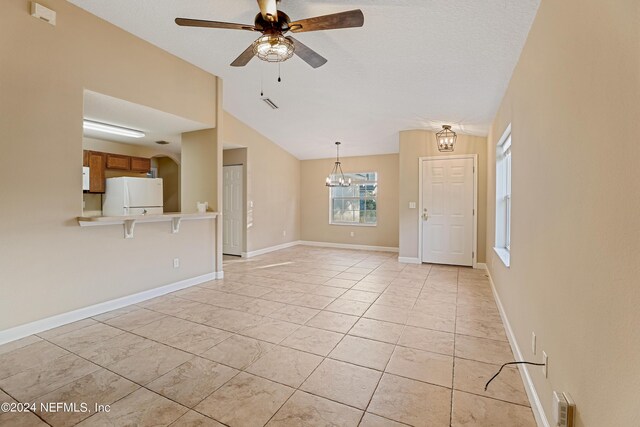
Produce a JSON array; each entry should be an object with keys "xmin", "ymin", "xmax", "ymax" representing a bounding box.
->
[
  {"xmin": 106, "ymin": 153, "xmax": 131, "ymax": 170},
  {"xmin": 86, "ymin": 151, "xmax": 106, "ymax": 193},
  {"xmin": 130, "ymin": 156, "xmax": 151, "ymax": 172},
  {"xmin": 83, "ymin": 150, "xmax": 152, "ymax": 193}
]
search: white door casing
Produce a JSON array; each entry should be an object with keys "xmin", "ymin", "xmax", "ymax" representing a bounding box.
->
[
  {"xmin": 223, "ymin": 165, "xmax": 243, "ymax": 256},
  {"xmin": 420, "ymin": 156, "xmax": 475, "ymax": 266}
]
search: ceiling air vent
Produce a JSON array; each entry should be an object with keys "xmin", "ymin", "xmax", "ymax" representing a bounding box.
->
[
  {"xmin": 155, "ymin": 140, "xmax": 170, "ymax": 145},
  {"xmin": 262, "ymin": 97, "xmax": 279, "ymax": 109}
]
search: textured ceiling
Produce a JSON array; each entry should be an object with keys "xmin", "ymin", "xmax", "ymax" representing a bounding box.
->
[{"xmin": 69, "ymin": 0, "xmax": 540, "ymax": 159}]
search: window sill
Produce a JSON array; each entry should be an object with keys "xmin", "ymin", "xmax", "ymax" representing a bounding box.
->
[
  {"xmin": 493, "ymin": 247, "xmax": 510, "ymax": 268},
  {"xmin": 329, "ymin": 222, "xmax": 377, "ymax": 227}
]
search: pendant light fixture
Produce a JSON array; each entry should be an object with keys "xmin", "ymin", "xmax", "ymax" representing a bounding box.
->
[
  {"xmin": 436, "ymin": 125, "xmax": 457, "ymax": 152},
  {"xmin": 325, "ymin": 142, "xmax": 351, "ymax": 187}
]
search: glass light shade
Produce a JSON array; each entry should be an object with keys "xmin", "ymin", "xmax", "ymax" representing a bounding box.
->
[
  {"xmin": 252, "ymin": 35, "xmax": 295, "ymax": 63},
  {"xmin": 435, "ymin": 125, "xmax": 456, "ymax": 152},
  {"xmin": 326, "ymin": 142, "xmax": 351, "ymax": 187}
]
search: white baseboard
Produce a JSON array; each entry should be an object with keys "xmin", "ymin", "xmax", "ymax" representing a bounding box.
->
[
  {"xmin": 215, "ymin": 271, "xmax": 224, "ymax": 279},
  {"xmin": 474, "ymin": 262, "xmax": 488, "ymax": 270},
  {"xmin": 240, "ymin": 240, "xmax": 399, "ymax": 258},
  {"xmin": 0, "ymin": 272, "xmax": 216, "ymax": 346},
  {"xmin": 398, "ymin": 257, "xmax": 421, "ymax": 264},
  {"xmin": 486, "ymin": 270, "xmax": 550, "ymax": 427},
  {"xmin": 242, "ymin": 240, "xmax": 301, "ymax": 258},
  {"xmin": 299, "ymin": 241, "xmax": 399, "ymax": 253}
]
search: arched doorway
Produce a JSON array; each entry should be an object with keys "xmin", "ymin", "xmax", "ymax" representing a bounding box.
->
[{"xmin": 152, "ymin": 155, "xmax": 180, "ymax": 213}]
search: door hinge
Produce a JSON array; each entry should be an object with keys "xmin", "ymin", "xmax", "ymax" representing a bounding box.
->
[
  {"xmin": 473, "ymin": 209, "xmax": 475, "ymax": 215},
  {"xmin": 472, "ymin": 251, "xmax": 475, "ymax": 258}
]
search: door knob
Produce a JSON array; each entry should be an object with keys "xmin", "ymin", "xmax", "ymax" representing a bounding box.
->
[{"xmin": 423, "ymin": 209, "xmax": 429, "ymax": 220}]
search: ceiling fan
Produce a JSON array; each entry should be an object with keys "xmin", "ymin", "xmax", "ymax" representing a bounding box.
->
[{"xmin": 175, "ymin": 0, "xmax": 364, "ymax": 68}]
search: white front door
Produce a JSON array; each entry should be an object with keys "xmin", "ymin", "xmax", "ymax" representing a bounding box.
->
[
  {"xmin": 421, "ymin": 157, "xmax": 474, "ymax": 266},
  {"xmin": 223, "ymin": 165, "xmax": 243, "ymax": 256}
]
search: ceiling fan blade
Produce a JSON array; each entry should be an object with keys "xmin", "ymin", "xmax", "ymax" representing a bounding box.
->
[
  {"xmin": 230, "ymin": 44, "xmax": 256, "ymax": 67},
  {"xmin": 289, "ymin": 9, "xmax": 364, "ymax": 33},
  {"xmin": 257, "ymin": 0, "xmax": 278, "ymax": 22},
  {"xmin": 175, "ymin": 18, "xmax": 256, "ymax": 31},
  {"xmin": 287, "ymin": 37, "xmax": 327, "ymax": 68}
]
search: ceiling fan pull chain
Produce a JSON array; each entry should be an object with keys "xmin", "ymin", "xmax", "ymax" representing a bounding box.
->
[
  {"xmin": 278, "ymin": 62, "xmax": 282, "ymax": 83},
  {"xmin": 260, "ymin": 66, "xmax": 264, "ymax": 96}
]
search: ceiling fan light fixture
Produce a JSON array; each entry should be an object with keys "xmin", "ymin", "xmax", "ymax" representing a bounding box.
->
[
  {"xmin": 252, "ymin": 34, "xmax": 294, "ymax": 62},
  {"xmin": 436, "ymin": 125, "xmax": 457, "ymax": 152}
]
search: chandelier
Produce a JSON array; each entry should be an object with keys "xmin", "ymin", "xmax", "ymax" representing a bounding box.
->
[
  {"xmin": 325, "ymin": 142, "xmax": 351, "ymax": 187},
  {"xmin": 252, "ymin": 34, "xmax": 295, "ymax": 63},
  {"xmin": 436, "ymin": 125, "xmax": 457, "ymax": 152}
]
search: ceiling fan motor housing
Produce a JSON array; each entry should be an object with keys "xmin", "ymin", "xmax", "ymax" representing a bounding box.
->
[{"xmin": 254, "ymin": 11, "xmax": 291, "ymax": 34}]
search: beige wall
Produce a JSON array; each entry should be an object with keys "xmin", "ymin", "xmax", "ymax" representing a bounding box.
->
[
  {"xmin": 222, "ymin": 112, "xmax": 300, "ymax": 253},
  {"xmin": 223, "ymin": 148, "xmax": 248, "ymax": 253},
  {"xmin": 300, "ymin": 154, "xmax": 399, "ymax": 248},
  {"xmin": 157, "ymin": 157, "xmax": 180, "ymax": 213},
  {"xmin": 181, "ymin": 129, "xmax": 218, "ymax": 214},
  {"xmin": 399, "ymin": 131, "xmax": 487, "ymax": 262},
  {"xmin": 0, "ymin": 0, "xmax": 218, "ymax": 332},
  {"xmin": 485, "ymin": 0, "xmax": 640, "ymax": 426}
]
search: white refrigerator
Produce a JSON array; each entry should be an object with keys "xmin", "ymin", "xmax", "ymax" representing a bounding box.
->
[{"xmin": 102, "ymin": 177, "xmax": 164, "ymax": 216}]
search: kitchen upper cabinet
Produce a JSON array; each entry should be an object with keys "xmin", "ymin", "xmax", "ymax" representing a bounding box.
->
[
  {"xmin": 106, "ymin": 153, "xmax": 131, "ymax": 170},
  {"xmin": 83, "ymin": 150, "xmax": 152, "ymax": 193},
  {"xmin": 130, "ymin": 156, "xmax": 151, "ymax": 173},
  {"xmin": 87, "ymin": 151, "xmax": 106, "ymax": 193}
]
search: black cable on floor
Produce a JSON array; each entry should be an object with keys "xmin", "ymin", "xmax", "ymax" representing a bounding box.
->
[{"xmin": 485, "ymin": 361, "xmax": 546, "ymax": 391}]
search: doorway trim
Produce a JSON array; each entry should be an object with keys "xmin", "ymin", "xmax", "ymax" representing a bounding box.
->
[
  {"xmin": 418, "ymin": 154, "xmax": 479, "ymax": 268},
  {"xmin": 222, "ymin": 163, "xmax": 245, "ymax": 256}
]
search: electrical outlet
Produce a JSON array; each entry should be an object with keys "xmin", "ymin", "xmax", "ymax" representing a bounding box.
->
[
  {"xmin": 542, "ymin": 351, "xmax": 548, "ymax": 378},
  {"xmin": 350, "ymin": 231, "xmax": 355, "ymax": 237},
  {"xmin": 553, "ymin": 391, "xmax": 576, "ymax": 427},
  {"xmin": 531, "ymin": 332, "xmax": 536, "ymax": 355},
  {"xmin": 173, "ymin": 258, "xmax": 180, "ymax": 268}
]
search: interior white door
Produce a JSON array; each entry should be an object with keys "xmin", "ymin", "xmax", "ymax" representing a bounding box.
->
[
  {"xmin": 223, "ymin": 165, "xmax": 243, "ymax": 256},
  {"xmin": 421, "ymin": 157, "xmax": 474, "ymax": 266}
]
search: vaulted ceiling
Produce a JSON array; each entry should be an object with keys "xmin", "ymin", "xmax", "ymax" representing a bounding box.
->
[{"xmin": 69, "ymin": 0, "xmax": 540, "ymax": 159}]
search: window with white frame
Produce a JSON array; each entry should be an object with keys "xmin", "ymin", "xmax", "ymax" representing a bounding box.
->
[
  {"xmin": 329, "ymin": 172, "xmax": 377, "ymax": 225},
  {"xmin": 495, "ymin": 126, "xmax": 512, "ymax": 266}
]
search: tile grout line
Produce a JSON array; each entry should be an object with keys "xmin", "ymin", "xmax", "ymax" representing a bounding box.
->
[
  {"xmin": 357, "ymin": 262, "xmax": 426, "ymax": 425},
  {"xmin": 38, "ymin": 334, "xmax": 238, "ymax": 426},
  {"xmin": 0, "ymin": 385, "xmax": 54, "ymax": 427},
  {"xmin": 260, "ymin": 257, "xmax": 369, "ymax": 427},
  {"xmin": 449, "ymin": 266, "xmax": 461, "ymax": 427},
  {"xmin": 2, "ymin": 250, "xmax": 526, "ymax": 427}
]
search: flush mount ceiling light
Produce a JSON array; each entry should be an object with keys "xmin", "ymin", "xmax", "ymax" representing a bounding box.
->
[
  {"xmin": 252, "ymin": 34, "xmax": 294, "ymax": 62},
  {"xmin": 83, "ymin": 119, "xmax": 145, "ymax": 138},
  {"xmin": 325, "ymin": 142, "xmax": 351, "ymax": 187},
  {"xmin": 436, "ymin": 125, "xmax": 457, "ymax": 152}
]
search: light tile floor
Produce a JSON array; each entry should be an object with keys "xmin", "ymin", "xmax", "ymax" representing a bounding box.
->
[{"xmin": 0, "ymin": 247, "xmax": 536, "ymax": 426}]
